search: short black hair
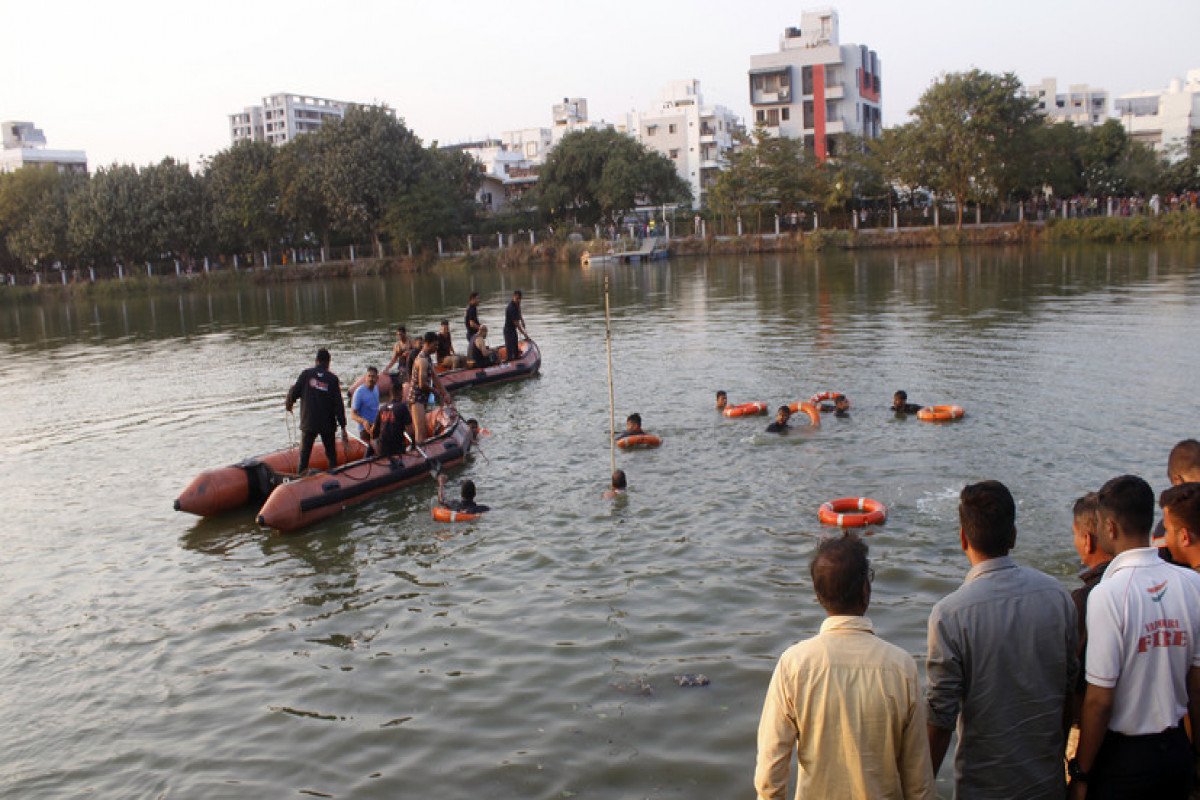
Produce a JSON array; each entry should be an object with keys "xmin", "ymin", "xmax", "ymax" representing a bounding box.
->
[
  {"xmin": 777, "ymin": 405, "xmax": 791, "ymax": 415},
  {"xmin": 959, "ymin": 480, "xmax": 1016, "ymax": 557},
  {"xmin": 469, "ymin": 291, "xmax": 479, "ymax": 300},
  {"xmin": 513, "ymin": 290, "xmax": 523, "ymax": 299},
  {"xmin": 440, "ymin": 319, "xmax": 450, "ymax": 327},
  {"xmin": 1169, "ymin": 440, "xmax": 1200, "ymax": 482},
  {"xmin": 1161, "ymin": 482, "xmax": 1200, "ymax": 537},
  {"xmin": 461, "ymin": 480, "xmax": 477, "ymax": 502},
  {"xmin": 894, "ymin": 390, "xmax": 907, "ymax": 400},
  {"xmin": 716, "ymin": 390, "xmax": 727, "ymax": 399},
  {"xmin": 397, "ymin": 325, "xmax": 406, "ymax": 333},
  {"xmin": 627, "ymin": 413, "xmax": 641, "ymax": 427},
  {"xmin": 390, "ymin": 382, "xmax": 404, "ymax": 398},
  {"xmin": 810, "ymin": 533, "xmax": 870, "ymax": 614},
  {"xmin": 316, "ymin": 348, "xmax": 331, "ymax": 365},
  {"xmin": 1097, "ymin": 474, "xmax": 1155, "ymax": 539},
  {"xmin": 424, "ymin": 331, "xmax": 438, "ymax": 344},
  {"xmin": 1072, "ymin": 492, "xmax": 1100, "ymax": 533},
  {"xmin": 366, "ymin": 365, "xmax": 378, "ymax": 375},
  {"xmin": 611, "ymin": 470, "xmax": 627, "ymax": 489},
  {"xmin": 834, "ymin": 394, "xmax": 847, "ymax": 403}
]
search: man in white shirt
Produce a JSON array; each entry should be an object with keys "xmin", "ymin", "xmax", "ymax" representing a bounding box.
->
[
  {"xmin": 755, "ymin": 533, "xmax": 934, "ymax": 800},
  {"xmin": 1069, "ymin": 474, "xmax": 1200, "ymax": 800}
]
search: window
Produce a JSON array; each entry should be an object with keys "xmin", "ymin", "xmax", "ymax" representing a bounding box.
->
[
  {"xmin": 647, "ymin": 125, "xmax": 658, "ymax": 136},
  {"xmin": 802, "ymin": 66, "xmax": 814, "ymax": 96},
  {"xmin": 756, "ymin": 109, "xmax": 766, "ymax": 123},
  {"xmin": 669, "ymin": 123, "xmax": 677, "ymax": 134},
  {"xmin": 781, "ymin": 107, "xmax": 790, "ymax": 122},
  {"xmin": 669, "ymin": 149, "xmax": 679, "ymax": 159},
  {"xmin": 767, "ymin": 108, "xmax": 779, "ymax": 126},
  {"xmin": 803, "ymin": 101, "xmax": 814, "ymax": 129}
]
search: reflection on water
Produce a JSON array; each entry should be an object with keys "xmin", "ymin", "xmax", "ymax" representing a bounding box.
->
[{"xmin": 1, "ymin": 243, "xmax": 1199, "ymax": 798}]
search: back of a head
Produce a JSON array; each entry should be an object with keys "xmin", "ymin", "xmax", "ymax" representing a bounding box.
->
[
  {"xmin": 612, "ymin": 470, "xmax": 627, "ymax": 490},
  {"xmin": 1097, "ymin": 474, "xmax": 1155, "ymax": 540},
  {"xmin": 316, "ymin": 348, "xmax": 331, "ymax": 366},
  {"xmin": 469, "ymin": 291, "xmax": 478, "ymax": 301},
  {"xmin": 1072, "ymin": 491, "xmax": 1100, "ymax": 535},
  {"xmin": 461, "ymin": 480, "xmax": 476, "ymax": 502},
  {"xmin": 810, "ymin": 533, "xmax": 870, "ymax": 615},
  {"xmin": 1169, "ymin": 439, "xmax": 1200, "ymax": 483},
  {"xmin": 1161, "ymin": 483, "xmax": 1200, "ymax": 538},
  {"xmin": 424, "ymin": 331, "xmax": 438, "ymax": 345},
  {"xmin": 959, "ymin": 480, "xmax": 1016, "ymax": 557}
]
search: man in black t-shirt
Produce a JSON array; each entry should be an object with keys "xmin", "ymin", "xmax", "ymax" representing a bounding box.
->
[
  {"xmin": 371, "ymin": 383, "xmax": 414, "ymax": 458},
  {"xmin": 437, "ymin": 473, "xmax": 489, "ymax": 515},
  {"xmin": 891, "ymin": 390, "xmax": 923, "ymax": 415},
  {"xmin": 503, "ymin": 290, "xmax": 527, "ymax": 363},
  {"xmin": 465, "ymin": 292, "xmax": 481, "ymax": 344},
  {"xmin": 765, "ymin": 406, "xmax": 792, "ymax": 433},
  {"xmin": 286, "ymin": 348, "xmax": 348, "ymax": 473}
]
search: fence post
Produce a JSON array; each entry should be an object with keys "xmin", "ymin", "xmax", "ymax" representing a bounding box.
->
[
  {"xmin": 934, "ymin": 206, "xmax": 940, "ymax": 228},
  {"xmin": 146, "ymin": 262, "xmax": 152, "ymax": 277},
  {"xmin": 467, "ymin": 235, "xmax": 472, "ymax": 253},
  {"xmin": 1018, "ymin": 204, "xmax": 1024, "ymax": 223},
  {"xmin": 665, "ymin": 221, "xmax": 670, "ymax": 243},
  {"xmin": 35, "ymin": 272, "xmax": 41, "ymax": 285},
  {"xmin": 437, "ymin": 237, "xmax": 443, "ymax": 256},
  {"xmin": 529, "ymin": 230, "xmax": 535, "ymax": 246},
  {"xmin": 737, "ymin": 215, "xmax": 743, "ymax": 236},
  {"xmin": 976, "ymin": 206, "xmax": 981, "ymax": 225},
  {"xmin": 89, "ymin": 266, "xmax": 95, "ymax": 282},
  {"xmin": 407, "ymin": 241, "xmax": 413, "ymax": 257},
  {"xmin": 118, "ymin": 264, "xmax": 124, "ymax": 280},
  {"xmin": 350, "ymin": 245, "xmax": 356, "ymax": 263},
  {"xmin": 175, "ymin": 260, "xmax": 181, "ymax": 276},
  {"xmin": 774, "ymin": 214, "xmax": 780, "ymax": 235},
  {"xmin": 701, "ymin": 219, "xmax": 706, "ymax": 239},
  {"xmin": 893, "ymin": 209, "xmax": 899, "ymax": 231},
  {"xmin": 1107, "ymin": 197, "xmax": 1114, "ymax": 217},
  {"xmin": 853, "ymin": 212, "xmax": 859, "ymax": 230},
  {"xmin": 61, "ymin": 270, "xmax": 67, "ymax": 285},
  {"xmin": 233, "ymin": 254, "xmax": 239, "ymax": 270},
  {"xmin": 814, "ymin": 213, "xmax": 820, "ymax": 231}
]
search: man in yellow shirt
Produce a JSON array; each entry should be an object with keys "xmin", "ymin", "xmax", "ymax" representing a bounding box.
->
[{"xmin": 754, "ymin": 533, "xmax": 935, "ymax": 800}]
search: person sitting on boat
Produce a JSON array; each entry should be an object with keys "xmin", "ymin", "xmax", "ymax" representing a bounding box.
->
[
  {"xmin": 819, "ymin": 394, "xmax": 851, "ymax": 418},
  {"xmin": 371, "ymin": 382, "xmax": 414, "ymax": 458},
  {"xmin": 468, "ymin": 325, "xmax": 496, "ymax": 367},
  {"xmin": 436, "ymin": 473, "xmax": 489, "ymax": 515},
  {"xmin": 716, "ymin": 390, "xmax": 728, "ymax": 412},
  {"xmin": 765, "ymin": 406, "xmax": 792, "ymax": 433},
  {"xmin": 437, "ymin": 319, "xmax": 466, "ymax": 369},
  {"xmin": 409, "ymin": 332, "xmax": 450, "ymax": 445},
  {"xmin": 604, "ymin": 469, "xmax": 628, "ymax": 500},
  {"xmin": 285, "ymin": 348, "xmax": 348, "ymax": 473},
  {"xmin": 891, "ymin": 390, "xmax": 923, "ymax": 415},
  {"xmin": 349, "ymin": 366, "xmax": 381, "ymax": 443},
  {"xmin": 384, "ymin": 325, "xmax": 418, "ymax": 381},
  {"xmin": 615, "ymin": 413, "xmax": 645, "ymax": 442}
]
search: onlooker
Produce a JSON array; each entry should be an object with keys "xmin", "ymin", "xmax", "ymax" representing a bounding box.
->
[
  {"xmin": 1069, "ymin": 475, "xmax": 1200, "ymax": 800},
  {"xmin": 755, "ymin": 533, "xmax": 934, "ymax": 800},
  {"xmin": 1160, "ymin": 482, "xmax": 1200, "ymax": 569},
  {"xmin": 1068, "ymin": 493, "xmax": 1112, "ymax": 750},
  {"xmin": 926, "ymin": 480, "xmax": 1078, "ymax": 800},
  {"xmin": 285, "ymin": 348, "xmax": 348, "ymax": 473},
  {"xmin": 1153, "ymin": 439, "xmax": 1200, "ymax": 550}
]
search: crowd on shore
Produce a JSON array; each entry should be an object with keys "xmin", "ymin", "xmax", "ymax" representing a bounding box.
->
[{"xmin": 755, "ymin": 439, "xmax": 1200, "ymax": 800}]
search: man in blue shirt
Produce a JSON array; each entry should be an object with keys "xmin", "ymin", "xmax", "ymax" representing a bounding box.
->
[{"xmin": 349, "ymin": 366, "xmax": 380, "ymax": 444}]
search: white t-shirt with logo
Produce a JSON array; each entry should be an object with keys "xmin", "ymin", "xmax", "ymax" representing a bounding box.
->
[{"xmin": 1085, "ymin": 547, "xmax": 1200, "ymax": 735}]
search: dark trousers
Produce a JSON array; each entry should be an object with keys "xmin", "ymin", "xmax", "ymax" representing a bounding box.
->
[
  {"xmin": 504, "ymin": 329, "xmax": 518, "ymax": 362},
  {"xmin": 1086, "ymin": 724, "xmax": 1193, "ymax": 800},
  {"xmin": 298, "ymin": 429, "xmax": 337, "ymax": 473}
]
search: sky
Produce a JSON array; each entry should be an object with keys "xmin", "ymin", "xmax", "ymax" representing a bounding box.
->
[{"xmin": 3, "ymin": 0, "xmax": 1199, "ymax": 171}]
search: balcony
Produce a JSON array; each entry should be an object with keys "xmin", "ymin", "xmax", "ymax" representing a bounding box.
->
[{"xmin": 824, "ymin": 84, "xmax": 844, "ymax": 100}]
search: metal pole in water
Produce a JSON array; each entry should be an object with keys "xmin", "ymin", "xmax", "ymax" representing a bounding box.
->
[{"xmin": 604, "ymin": 274, "xmax": 616, "ymax": 477}]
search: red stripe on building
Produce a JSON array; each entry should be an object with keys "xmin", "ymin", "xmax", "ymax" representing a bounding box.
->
[{"xmin": 814, "ymin": 63, "xmax": 826, "ymax": 162}]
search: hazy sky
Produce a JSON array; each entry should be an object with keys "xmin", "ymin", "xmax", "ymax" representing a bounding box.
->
[{"xmin": 4, "ymin": 0, "xmax": 1198, "ymax": 171}]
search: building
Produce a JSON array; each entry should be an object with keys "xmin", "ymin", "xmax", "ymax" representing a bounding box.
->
[
  {"xmin": 748, "ymin": 8, "xmax": 881, "ymax": 161},
  {"xmin": 621, "ymin": 80, "xmax": 741, "ymax": 208},
  {"xmin": 1116, "ymin": 69, "xmax": 1200, "ymax": 160},
  {"xmin": 1026, "ymin": 78, "xmax": 1109, "ymax": 127},
  {"xmin": 0, "ymin": 121, "xmax": 87, "ymax": 174},
  {"xmin": 443, "ymin": 139, "xmax": 539, "ymax": 213},
  {"xmin": 229, "ymin": 93, "xmax": 351, "ymax": 147}
]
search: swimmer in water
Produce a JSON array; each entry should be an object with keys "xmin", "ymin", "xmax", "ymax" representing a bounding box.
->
[
  {"xmin": 716, "ymin": 390, "xmax": 728, "ymax": 411},
  {"xmin": 765, "ymin": 405, "xmax": 792, "ymax": 433},
  {"xmin": 891, "ymin": 390, "xmax": 923, "ymax": 415},
  {"xmin": 604, "ymin": 469, "xmax": 628, "ymax": 499}
]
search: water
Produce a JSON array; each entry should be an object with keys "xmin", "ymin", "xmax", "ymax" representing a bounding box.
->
[{"xmin": 2, "ymin": 244, "xmax": 1198, "ymax": 798}]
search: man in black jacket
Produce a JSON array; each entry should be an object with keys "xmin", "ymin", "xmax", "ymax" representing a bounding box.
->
[{"xmin": 286, "ymin": 348, "xmax": 348, "ymax": 473}]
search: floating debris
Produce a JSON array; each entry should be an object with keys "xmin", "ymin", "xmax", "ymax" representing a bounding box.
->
[{"xmin": 673, "ymin": 674, "xmax": 710, "ymax": 687}]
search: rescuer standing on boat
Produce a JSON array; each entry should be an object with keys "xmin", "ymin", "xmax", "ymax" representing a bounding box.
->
[
  {"xmin": 503, "ymin": 290, "xmax": 527, "ymax": 363},
  {"xmin": 286, "ymin": 348, "xmax": 348, "ymax": 474}
]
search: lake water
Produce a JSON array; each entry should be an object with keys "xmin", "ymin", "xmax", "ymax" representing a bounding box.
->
[{"xmin": 2, "ymin": 244, "xmax": 1199, "ymax": 798}]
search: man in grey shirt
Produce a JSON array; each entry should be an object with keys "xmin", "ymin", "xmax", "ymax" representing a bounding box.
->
[{"xmin": 926, "ymin": 480, "xmax": 1078, "ymax": 799}]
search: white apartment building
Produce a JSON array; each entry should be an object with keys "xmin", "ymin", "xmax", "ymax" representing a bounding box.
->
[
  {"xmin": 621, "ymin": 80, "xmax": 741, "ymax": 209},
  {"xmin": 229, "ymin": 93, "xmax": 351, "ymax": 147},
  {"xmin": 1027, "ymin": 78, "xmax": 1108, "ymax": 127},
  {"xmin": 748, "ymin": 8, "xmax": 882, "ymax": 161},
  {"xmin": 444, "ymin": 139, "xmax": 538, "ymax": 213},
  {"xmin": 0, "ymin": 121, "xmax": 87, "ymax": 174},
  {"xmin": 1116, "ymin": 69, "xmax": 1200, "ymax": 160}
]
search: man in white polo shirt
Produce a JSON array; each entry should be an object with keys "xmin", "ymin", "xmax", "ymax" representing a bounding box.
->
[{"xmin": 1069, "ymin": 475, "xmax": 1200, "ymax": 800}]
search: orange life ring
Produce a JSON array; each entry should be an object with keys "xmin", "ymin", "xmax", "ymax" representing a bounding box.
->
[
  {"xmin": 617, "ymin": 433, "xmax": 662, "ymax": 449},
  {"xmin": 432, "ymin": 506, "xmax": 483, "ymax": 523},
  {"xmin": 917, "ymin": 405, "xmax": 965, "ymax": 422},
  {"xmin": 818, "ymin": 497, "xmax": 888, "ymax": 527},
  {"xmin": 809, "ymin": 390, "xmax": 849, "ymax": 408},
  {"xmin": 786, "ymin": 401, "xmax": 821, "ymax": 426},
  {"xmin": 723, "ymin": 401, "xmax": 768, "ymax": 418}
]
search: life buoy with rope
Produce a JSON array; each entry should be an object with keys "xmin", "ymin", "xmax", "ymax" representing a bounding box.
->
[
  {"xmin": 617, "ymin": 434, "xmax": 662, "ymax": 449},
  {"xmin": 432, "ymin": 506, "xmax": 483, "ymax": 523},
  {"xmin": 917, "ymin": 405, "xmax": 965, "ymax": 422},
  {"xmin": 723, "ymin": 401, "xmax": 768, "ymax": 418},
  {"xmin": 818, "ymin": 497, "xmax": 888, "ymax": 527},
  {"xmin": 809, "ymin": 390, "xmax": 850, "ymax": 408},
  {"xmin": 787, "ymin": 401, "xmax": 821, "ymax": 426}
]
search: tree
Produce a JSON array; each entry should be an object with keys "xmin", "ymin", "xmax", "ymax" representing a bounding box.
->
[
  {"xmin": 315, "ymin": 105, "xmax": 425, "ymax": 251},
  {"xmin": 274, "ymin": 133, "xmax": 335, "ymax": 251},
  {"xmin": 885, "ymin": 70, "xmax": 1041, "ymax": 228},
  {"xmin": 1031, "ymin": 121, "xmax": 1089, "ymax": 198},
  {"xmin": 536, "ymin": 128, "xmax": 691, "ymax": 225},
  {"xmin": 385, "ymin": 146, "xmax": 481, "ymax": 248},
  {"xmin": 206, "ymin": 140, "xmax": 281, "ymax": 254},
  {"xmin": 0, "ymin": 166, "xmax": 83, "ymax": 272},
  {"xmin": 141, "ymin": 158, "xmax": 209, "ymax": 260}
]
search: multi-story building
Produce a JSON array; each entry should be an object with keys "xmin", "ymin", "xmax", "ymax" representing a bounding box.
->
[
  {"xmin": 229, "ymin": 93, "xmax": 350, "ymax": 147},
  {"xmin": 748, "ymin": 8, "xmax": 881, "ymax": 161},
  {"xmin": 443, "ymin": 139, "xmax": 539, "ymax": 213},
  {"xmin": 0, "ymin": 121, "xmax": 87, "ymax": 174},
  {"xmin": 621, "ymin": 80, "xmax": 741, "ymax": 208},
  {"xmin": 1026, "ymin": 78, "xmax": 1108, "ymax": 127},
  {"xmin": 1116, "ymin": 69, "xmax": 1200, "ymax": 159}
]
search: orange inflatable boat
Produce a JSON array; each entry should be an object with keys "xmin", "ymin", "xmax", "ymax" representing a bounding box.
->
[
  {"xmin": 255, "ymin": 405, "xmax": 472, "ymax": 533},
  {"xmin": 175, "ymin": 438, "xmax": 369, "ymax": 517},
  {"xmin": 349, "ymin": 339, "xmax": 541, "ymax": 399}
]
